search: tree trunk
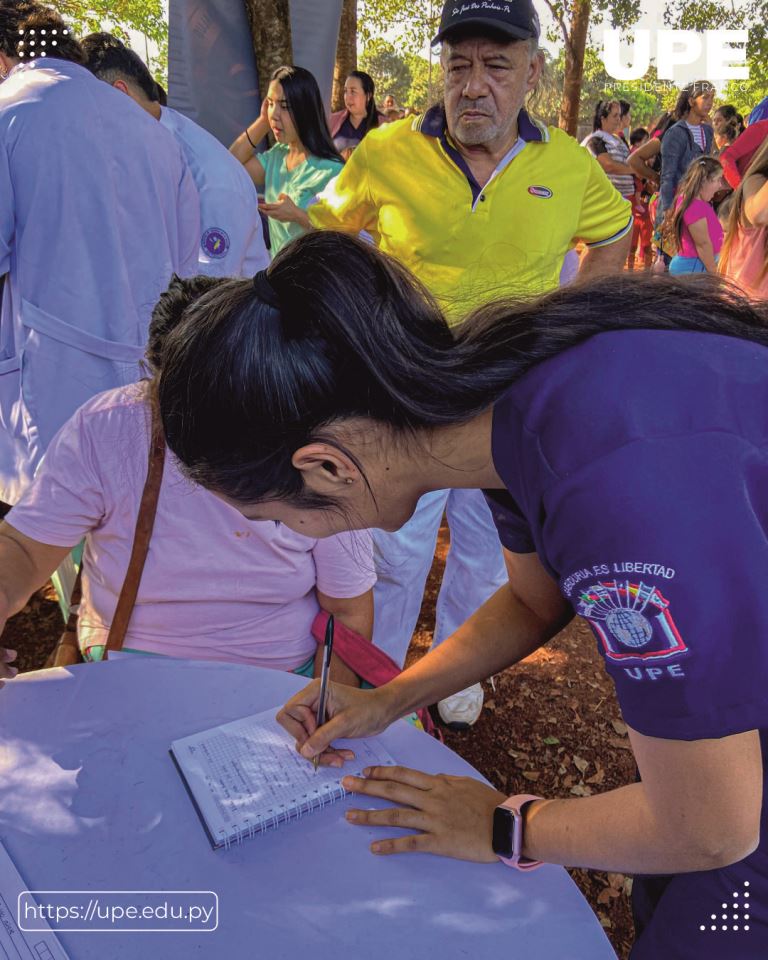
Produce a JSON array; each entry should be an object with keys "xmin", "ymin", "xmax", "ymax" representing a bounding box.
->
[
  {"xmin": 332, "ymin": 0, "xmax": 357, "ymax": 112},
  {"xmin": 558, "ymin": 0, "xmax": 591, "ymax": 137},
  {"xmin": 243, "ymin": 0, "xmax": 293, "ymax": 104}
]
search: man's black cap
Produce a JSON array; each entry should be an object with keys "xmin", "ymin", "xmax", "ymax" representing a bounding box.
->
[{"xmin": 433, "ymin": 0, "xmax": 541, "ymax": 45}]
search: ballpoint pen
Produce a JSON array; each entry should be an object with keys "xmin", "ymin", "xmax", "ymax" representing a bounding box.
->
[{"xmin": 313, "ymin": 614, "xmax": 334, "ymax": 770}]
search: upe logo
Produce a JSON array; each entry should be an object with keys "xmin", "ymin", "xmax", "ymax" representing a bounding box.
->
[
  {"xmin": 602, "ymin": 29, "xmax": 748, "ymax": 81},
  {"xmin": 528, "ymin": 185, "xmax": 553, "ymax": 198},
  {"xmin": 578, "ymin": 580, "xmax": 687, "ymax": 663}
]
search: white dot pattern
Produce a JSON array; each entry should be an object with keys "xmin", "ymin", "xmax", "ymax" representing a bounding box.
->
[{"xmin": 699, "ymin": 881, "xmax": 754, "ymax": 934}]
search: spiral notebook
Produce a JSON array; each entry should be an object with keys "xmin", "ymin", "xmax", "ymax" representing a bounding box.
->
[{"xmin": 170, "ymin": 707, "xmax": 396, "ymax": 850}]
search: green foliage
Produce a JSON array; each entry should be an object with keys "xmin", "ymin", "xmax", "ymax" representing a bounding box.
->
[
  {"xmin": 57, "ymin": 0, "xmax": 166, "ymax": 43},
  {"xmin": 722, "ymin": 58, "xmax": 768, "ymax": 117},
  {"xmin": 541, "ymin": 0, "xmax": 641, "ymax": 48},
  {"xmin": 664, "ymin": 0, "xmax": 768, "ymax": 114},
  {"xmin": 360, "ymin": 38, "xmax": 411, "ymax": 105},
  {"xmin": 56, "ymin": 0, "xmax": 168, "ymax": 82},
  {"xmin": 358, "ymin": 0, "xmax": 440, "ymax": 56},
  {"xmin": 405, "ymin": 52, "xmax": 444, "ymax": 108},
  {"xmin": 360, "ymin": 38, "xmax": 442, "ymax": 109},
  {"xmin": 530, "ymin": 48, "xmax": 670, "ymax": 132}
]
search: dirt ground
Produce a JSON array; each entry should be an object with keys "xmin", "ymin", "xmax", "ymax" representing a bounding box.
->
[
  {"xmin": 408, "ymin": 526, "xmax": 637, "ymax": 959},
  {"xmin": 9, "ymin": 524, "xmax": 636, "ymax": 959}
]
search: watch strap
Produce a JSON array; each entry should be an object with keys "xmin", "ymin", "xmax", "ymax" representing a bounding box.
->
[{"xmin": 496, "ymin": 793, "xmax": 544, "ymax": 871}]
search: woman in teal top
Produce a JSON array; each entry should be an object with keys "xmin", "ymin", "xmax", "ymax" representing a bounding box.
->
[{"xmin": 230, "ymin": 66, "xmax": 344, "ymax": 255}]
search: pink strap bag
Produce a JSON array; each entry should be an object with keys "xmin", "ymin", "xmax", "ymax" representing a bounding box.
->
[{"xmin": 311, "ymin": 610, "xmax": 440, "ymax": 739}]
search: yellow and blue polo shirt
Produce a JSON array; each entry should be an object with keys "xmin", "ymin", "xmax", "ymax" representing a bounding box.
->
[{"xmin": 309, "ymin": 105, "xmax": 632, "ymax": 325}]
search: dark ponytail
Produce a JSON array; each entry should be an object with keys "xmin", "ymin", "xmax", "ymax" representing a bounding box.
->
[
  {"xmin": 158, "ymin": 232, "xmax": 453, "ymax": 505},
  {"xmin": 157, "ymin": 232, "xmax": 768, "ymax": 509},
  {"xmin": 146, "ymin": 274, "xmax": 225, "ymax": 372}
]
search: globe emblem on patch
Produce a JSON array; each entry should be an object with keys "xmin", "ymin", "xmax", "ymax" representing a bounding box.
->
[
  {"xmin": 605, "ymin": 608, "xmax": 653, "ymax": 648},
  {"xmin": 201, "ymin": 227, "xmax": 230, "ymax": 259}
]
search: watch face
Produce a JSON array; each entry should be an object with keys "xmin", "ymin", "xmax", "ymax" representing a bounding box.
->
[{"xmin": 492, "ymin": 806, "xmax": 515, "ymax": 859}]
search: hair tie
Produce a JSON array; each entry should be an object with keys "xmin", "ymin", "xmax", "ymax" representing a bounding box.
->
[{"xmin": 252, "ymin": 270, "xmax": 280, "ymax": 309}]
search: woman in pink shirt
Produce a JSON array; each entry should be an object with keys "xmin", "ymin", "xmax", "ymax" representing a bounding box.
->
[
  {"xmin": 720, "ymin": 138, "xmax": 768, "ymax": 298},
  {"xmin": 0, "ymin": 277, "xmax": 376, "ymax": 685},
  {"xmin": 665, "ymin": 156, "xmax": 725, "ymax": 274}
]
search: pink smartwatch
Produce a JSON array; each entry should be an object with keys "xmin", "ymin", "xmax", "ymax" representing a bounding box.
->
[{"xmin": 492, "ymin": 794, "xmax": 544, "ymax": 870}]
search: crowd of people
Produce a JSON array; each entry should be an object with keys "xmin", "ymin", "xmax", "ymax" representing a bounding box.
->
[
  {"xmin": 587, "ymin": 82, "xmax": 768, "ymax": 295},
  {"xmin": 0, "ymin": 0, "xmax": 766, "ymax": 957}
]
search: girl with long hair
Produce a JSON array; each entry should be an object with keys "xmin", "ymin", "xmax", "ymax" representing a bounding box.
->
[
  {"xmin": 154, "ymin": 231, "xmax": 768, "ymax": 959},
  {"xmin": 229, "ymin": 65, "xmax": 344, "ymax": 255},
  {"xmin": 720, "ymin": 137, "xmax": 768, "ymax": 297},
  {"xmin": 658, "ymin": 81, "xmax": 715, "ymax": 219},
  {"xmin": 663, "ymin": 156, "xmax": 724, "ymax": 274},
  {"xmin": 330, "ymin": 70, "xmax": 384, "ymax": 157}
]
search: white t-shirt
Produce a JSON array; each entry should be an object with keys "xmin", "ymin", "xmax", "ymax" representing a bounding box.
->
[
  {"xmin": 160, "ymin": 107, "xmax": 270, "ymax": 277},
  {"xmin": 6, "ymin": 384, "xmax": 375, "ymax": 669}
]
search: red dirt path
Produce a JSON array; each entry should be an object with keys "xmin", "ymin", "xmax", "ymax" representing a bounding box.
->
[{"xmin": 408, "ymin": 525, "xmax": 637, "ymax": 958}]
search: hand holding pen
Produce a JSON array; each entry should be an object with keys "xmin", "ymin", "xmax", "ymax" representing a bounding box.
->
[
  {"xmin": 276, "ymin": 613, "xmax": 395, "ymax": 767},
  {"xmin": 313, "ymin": 614, "xmax": 334, "ymax": 770}
]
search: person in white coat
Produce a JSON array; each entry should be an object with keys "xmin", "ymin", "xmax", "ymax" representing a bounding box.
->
[
  {"xmin": 82, "ymin": 33, "xmax": 270, "ymax": 278},
  {"xmin": 0, "ymin": 3, "xmax": 200, "ymax": 504}
]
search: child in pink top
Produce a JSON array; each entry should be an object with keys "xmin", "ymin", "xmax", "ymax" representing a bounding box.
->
[
  {"xmin": 3, "ymin": 383, "xmax": 375, "ymax": 671},
  {"xmin": 0, "ymin": 274, "xmax": 376, "ymax": 686},
  {"xmin": 665, "ymin": 156, "xmax": 724, "ymax": 274}
]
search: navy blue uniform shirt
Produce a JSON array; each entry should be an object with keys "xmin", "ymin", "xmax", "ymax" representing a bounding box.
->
[{"xmin": 487, "ymin": 328, "xmax": 767, "ymax": 958}]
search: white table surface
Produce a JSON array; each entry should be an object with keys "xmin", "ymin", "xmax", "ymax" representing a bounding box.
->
[{"xmin": 0, "ymin": 659, "xmax": 617, "ymax": 959}]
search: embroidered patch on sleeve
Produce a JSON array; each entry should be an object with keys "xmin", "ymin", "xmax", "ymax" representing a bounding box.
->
[
  {"xmin": 577, "ymin": 580, "xmax": 686, "ymax": 663},
  {"xmin": 201, "ymin": 227, "xmax": 230, "ymax": 259}
]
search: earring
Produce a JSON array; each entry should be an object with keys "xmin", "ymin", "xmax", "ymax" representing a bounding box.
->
[{"xmin": 345, "ymin": 478, "xmax": 353, "ymax": 485}]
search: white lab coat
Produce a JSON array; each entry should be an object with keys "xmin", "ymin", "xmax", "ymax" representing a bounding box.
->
[
  {"xmin": 159, "ymin": 107, "xmax": 269, "ymax": 277},
  {"xmin": 0, "ymin": 59, "xmax": 200, "ymax": 503}
]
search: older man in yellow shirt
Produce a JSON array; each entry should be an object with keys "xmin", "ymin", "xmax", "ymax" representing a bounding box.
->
[
  {"xmin": 308, "ymin": 89, "xmax": 630, "ymax": 325},
  {"xmin": 264, "ymin": 0, "xmax": 631, "ymax": 726}
]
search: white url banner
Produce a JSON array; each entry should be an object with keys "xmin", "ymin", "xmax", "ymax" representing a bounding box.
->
[{"xmin": 18, "ymin": 890, "xmax": 218, "ymax": 933}]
